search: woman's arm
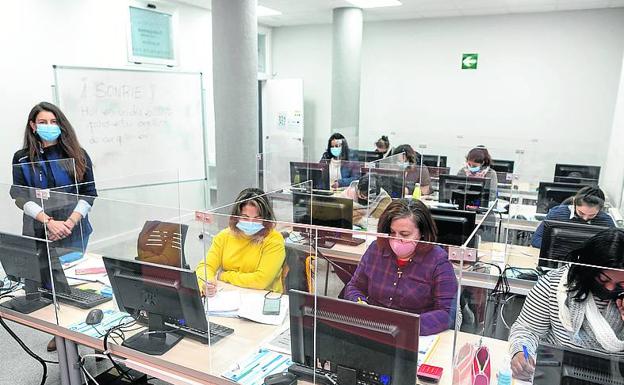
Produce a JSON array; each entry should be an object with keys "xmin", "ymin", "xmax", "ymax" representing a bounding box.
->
[
  {"xmin": 219, "ymin": 232, "xmax": 286, "ymax": 290},
  {"xmin": 196, "ymin": 231, "xmax": 226, "ymax": 291},
  {"xmin": 419, "ymin": 260, "xmax": 458, "ymax": 335},
  {"xmin": 344, "ymin": 245, "xmax": 373, "ymax": 302},
  {"xmin": 508, "ymin": 273, "xmax": 553, "ymax": 357}
]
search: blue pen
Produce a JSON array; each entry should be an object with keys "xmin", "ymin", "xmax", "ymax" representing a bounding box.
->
[{"xmin": 522, "ymin": 345, "xmax": 529, "ymax": 361}]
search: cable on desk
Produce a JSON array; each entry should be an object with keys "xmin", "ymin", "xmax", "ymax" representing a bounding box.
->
[{"xmin": 103, "ymin": 317, "xmax": 139, "ymax": 383}]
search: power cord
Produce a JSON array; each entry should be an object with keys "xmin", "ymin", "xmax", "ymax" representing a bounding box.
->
[{"xmin": 0, "ymin": 313, "xmax": 58, "ymax": 385}]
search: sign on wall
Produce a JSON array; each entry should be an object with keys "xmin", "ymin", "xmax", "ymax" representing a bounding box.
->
[
  {"xmin": 127, "ymin": 2, "xmax": 178, "ymax": 66},
  {"xmin": 462, "ymin": 53, "xmax": 479, "ymax": 70}
]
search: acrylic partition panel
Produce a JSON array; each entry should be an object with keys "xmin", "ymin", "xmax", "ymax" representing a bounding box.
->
[
  {"xmin": 0, "ymin": 182, "xmax": 60, "ymax": 325},
  {"xmin": 195, "ymin": 185, "xmax": 318, "ymax": 380},
  {"xmin": 257, "ymin": 146, "xmax": 312, "ymax": 193},
  {"xmin": 299, "ymin": 224, "xmax": 463, "ymax": 385}
]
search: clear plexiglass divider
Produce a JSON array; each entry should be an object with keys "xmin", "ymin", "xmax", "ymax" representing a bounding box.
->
[
  {"xmin": 192, "ymin": 182, "xmax": 314, "ymax": 379},
  {"xmin": 0, "ymin": 182, "xmax": 58, "ymax": 322},
  {"xmin": 257, "ymin": 146, "xmax": 313, "ymax": 193}
]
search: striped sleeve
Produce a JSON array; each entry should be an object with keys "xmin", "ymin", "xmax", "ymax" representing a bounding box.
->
[{"xmin": 508, "ymin": 272, "xmax": 555, "ymax": 357}]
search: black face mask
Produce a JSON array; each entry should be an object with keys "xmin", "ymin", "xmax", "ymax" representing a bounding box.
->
[{"xmin": 590, "ymin": 281, "xmax": 624, "ymax": 301}]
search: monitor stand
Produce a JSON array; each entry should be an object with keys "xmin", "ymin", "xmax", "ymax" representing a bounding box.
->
[
  {"xmin": 122, "ymin": 314, "xmax": 183, "ymax": 355},
  {"xmin": 0, "ymin": 280, "xmax": 52, "ymax": 314}
]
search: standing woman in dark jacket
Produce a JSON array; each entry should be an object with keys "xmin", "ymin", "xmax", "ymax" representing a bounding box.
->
[{"xmin": 11, "ymin": 101, "xmax": 97, "ymax": 253}]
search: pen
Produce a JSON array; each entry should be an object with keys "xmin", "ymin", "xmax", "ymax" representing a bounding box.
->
[{"xmin": 522, "ymin": 345, "xmax": 529, "ymax": 361}]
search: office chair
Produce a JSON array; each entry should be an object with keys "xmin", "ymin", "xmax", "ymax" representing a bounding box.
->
[{"xmin": 136, "ymin": 220, "xmax": 189, "ymax": 269}]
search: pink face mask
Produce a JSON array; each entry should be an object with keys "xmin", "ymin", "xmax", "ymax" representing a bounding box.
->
[{"xmin": 389, "ymin": 238, "xmax": 417, "ymax": 258}]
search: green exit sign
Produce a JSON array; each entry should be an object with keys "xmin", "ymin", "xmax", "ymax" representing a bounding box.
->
[{"xmin": 462, "ymin": 53, "xmax": 478, "ymax": 70}]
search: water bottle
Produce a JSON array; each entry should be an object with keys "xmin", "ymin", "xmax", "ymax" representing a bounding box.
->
[
  {"xmin": 497, "ymin": 355, "xmax": 512, "ymax": 385},
  {"xmin": 412, "ymin": 183, "xmax": 421, "ymax": 200}
]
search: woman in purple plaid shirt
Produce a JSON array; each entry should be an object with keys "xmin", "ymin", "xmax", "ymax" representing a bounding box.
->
[{"xmin": 345, "ymin": 199, "xmax": 458, "ymax": 335}]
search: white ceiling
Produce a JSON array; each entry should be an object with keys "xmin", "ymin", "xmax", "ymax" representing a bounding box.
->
[{"xmin": 175, "ymin": 0, "xmax": 624, "ymax": 26}]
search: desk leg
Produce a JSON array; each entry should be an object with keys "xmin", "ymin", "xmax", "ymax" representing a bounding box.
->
[
  {"xmin": 64, "ymin": 339, "xmax": 83, "ymax": 385},
  {"xmin": 55, "ymin": 336, "xmax": 71, "ymax": 385}
]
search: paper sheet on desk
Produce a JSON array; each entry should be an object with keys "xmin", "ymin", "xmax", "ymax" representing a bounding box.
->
[
  {"xmin": 64, "ymin": 257, "xmax": 107, "ymax": 286},
  {"xmin": 205, "ymin": 291, "xmax": 241, "ymax": 317},
  {"xmin": 238, "ymin": 293, "xmax": 289, "ymax": 325}
]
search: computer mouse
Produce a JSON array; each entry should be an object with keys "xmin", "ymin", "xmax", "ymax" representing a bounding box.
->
[
  {"xmin": 85, "ymin": 309, "xmax": 104, "ymax": 325},
  {"xmin": 263, "ymin": 372, "xmax": 297, "ymax": 385}
]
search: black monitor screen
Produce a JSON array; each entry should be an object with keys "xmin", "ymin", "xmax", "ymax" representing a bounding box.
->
[
  {"xmin": 438, "ymin": 175, "xmax": 490, "ymax": 210},
  {"xmin": 103, "ymin": 256, "xmax": 208, "ymax": 355},
  {"xmin": 422, "ymin": 155, "xmax": 447, "ymax": 168},
  {"xmin": 361, "ymin": 167, "xmax": 405, "ymax": 199},
  {"xmin": 292, "ymin": 192, "xmax": 353, "ymax": 230},
  {"xmin": 554, "ymin": 163, "xmax": 600, "ymax": 183},
  {"xmin": 289, "ymin": 290, "xmax": 420, "ymax": 385},
  {"xmin": 429, "ymin": 208, "xmax": 476, "ymax": 247},
  {"xmin": 536, "ymin": 182, "xmax": 588, "ymax": 214},
  {"xmin": 290, "ymin": 162, "xmax": 329, "ymax": 190},
  {"xmin": 354, "ymin": 150, "xmax": 383, "ymax": 163},
  {"xmin": 538, "ymin": 220, "xmax": 608, "ymax": 268},
  {"xmin": 490, "ymin": 159, "xmax": 515, "ymax": 173}
]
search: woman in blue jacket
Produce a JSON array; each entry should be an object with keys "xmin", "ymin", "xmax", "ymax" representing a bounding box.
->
[
  {"xmin": 11, "ymin": 101, "xmax": 97, "ymax": 254},
  {"xmin": 319, "ymin": 132, "xmax": 359, "ymax": 188}
]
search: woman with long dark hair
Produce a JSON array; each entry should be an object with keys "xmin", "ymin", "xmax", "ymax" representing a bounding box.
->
[
  {"xmin": 11, "ymin": 101, "xmax": 97, "ymax": 251},
  {"xmin": 319, "ymin": 132, "xmax": 358, "ymax": 188},
  {"xmin": 509, "ymin": 228, "xmax": 624, "ymax": 380},
  {"xmin": 10, "ymin": 101, "xmax": 97, "ymax": 352}
]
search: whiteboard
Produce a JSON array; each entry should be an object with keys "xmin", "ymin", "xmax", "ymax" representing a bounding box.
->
[{"xmin": 54, "ymin": 65, "xmax": 206, "ymax": 189}]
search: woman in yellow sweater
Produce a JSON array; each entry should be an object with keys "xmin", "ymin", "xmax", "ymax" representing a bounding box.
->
[{"xmin": 196, "ymin": 188, "xmax": 286, "ymax": 296}]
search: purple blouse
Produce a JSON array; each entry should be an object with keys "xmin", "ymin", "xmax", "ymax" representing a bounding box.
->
[{"xmin": 344, "ymin": 240, "xmax": 458, "ymax": 335}]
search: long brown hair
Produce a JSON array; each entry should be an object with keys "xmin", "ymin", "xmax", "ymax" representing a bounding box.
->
[
  {"xmin": 228, "ymin": 188, "xmax": 276, "ymax": 243},
  {"xmin": 377, "ymin": 199, "xmax": 438, "ymax": 251},
  {"xmin": 24, "ymin": 102, "xmax": 88, "ymax": 182}
]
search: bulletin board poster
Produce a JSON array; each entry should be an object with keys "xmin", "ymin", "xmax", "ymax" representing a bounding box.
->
[{"xmin": 127, "ymin": 5, "xmax": 178, "ymax": 66}]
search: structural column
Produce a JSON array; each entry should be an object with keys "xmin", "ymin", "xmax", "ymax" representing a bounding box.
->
[
  {"xmin": 331, "ymin": 7, "xmax": 363, "ymax": 148},
  {"xmin": 212, "ymin": 0, "xmax": 258, "ymax": 205}
]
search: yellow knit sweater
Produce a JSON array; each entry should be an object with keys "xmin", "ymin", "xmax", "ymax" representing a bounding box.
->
[{"xmin": 195, "ymin": 228, "xmax": 286, "ymax": 293}]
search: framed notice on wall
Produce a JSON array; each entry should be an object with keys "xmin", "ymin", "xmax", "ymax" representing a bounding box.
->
[{"xmin": 127, "ymin": 1, "xmax": 178, "ymax": 66}]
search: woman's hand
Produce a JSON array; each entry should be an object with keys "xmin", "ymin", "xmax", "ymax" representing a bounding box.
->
[
  {"xmin": 616, "ymin": 298, "xmax": 624, "ymax": 321},
  {"xmin": 331, "ymin": 180, "xmax": 339, "ymax": 189},
  {"xmin": 511, "ymin": 351, "xmax": 535, "ymax": 380},
  {"xmin": 46, "ymin": 219, "xmax": 72, "ymax": 240},
  {"xmin": 204, "ymin": 279, "xmax": 218, "ymax": 298}
]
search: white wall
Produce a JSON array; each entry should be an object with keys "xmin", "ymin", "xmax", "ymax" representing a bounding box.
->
[
  {"xmin": 271, "ymin": 9, "xmax": 624, "ymax": 183},
  {"xmin": 0, "ymin": 0, "xmax": 215, "ymax": 207},
  {"xmin": 603, "ymin": 52, "xmax": 624, "ymax": 213}
]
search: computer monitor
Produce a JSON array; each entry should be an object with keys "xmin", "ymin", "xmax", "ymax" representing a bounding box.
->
[
  {"xmin": 0, "ymin": 232, "xmax": 71, "ymax": 314},
  {"xmin": 292, "ymin": 192, "xmax": 363, "ymax": 247},
  {"xmin": 288, "ymin": 290, "xmax": 420, "ymax": 385},
  {"xmin": 554, "ymin": 164, "xmax": 601, "ymax": 185},
  {"xmin": 290, "ymin": 162, "xmax": 330, "ymax": 190},
  {"xmin": 361, "ymin": 167, "xmax": 405, "ymax": 199},
  {"xmin": 490, "ymin": 159, "xmax": 515, "ymax": 173},
  {"xmin": 103, "ymin": 256, "xmax": 209, "ymax": 355},
  {"xmin": 534, "ymin": 342, "xmax": 624, "ymax": 385},
  {"xmin": 429, "ymin": 208, "xmax": 477, "ymax": 247},
  {"xmin": 354, "ymin": 150, "xmax": 383, "ymax": 163},
  {"xmin": 538, "ymin": 220, "xmax": 609, "ymax": 269},
  {"xmin": 438, "ymin": 175, "xmax": 491, "ymax": 210},
  {"xmin": 536, "ymin": 182, "xmax": 589, "ymax": 214},
  {"xmin": 422, "ymin": 155, "xmax": 447, "ymax": 168}
]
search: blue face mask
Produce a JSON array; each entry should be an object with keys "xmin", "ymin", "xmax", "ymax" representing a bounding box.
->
[
  {"xmin": 398, "ymin": 161, "xmax": 410, "ymax": 170},
  {"xmin": 330, "ymin": 147, "xmax": 342, "ymax": 158},
  {"xmin": 468, "ymin": 165, "xmax": 481, "ymax": 173},
  {"xmin": 36, "ymin": 124, "xmax": 61, "ymax": 142},
  {"xmin": 236, "ymin": 220, "xmax": 264, "ymax": 236}
]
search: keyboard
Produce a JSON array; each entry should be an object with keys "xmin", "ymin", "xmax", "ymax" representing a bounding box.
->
[
  {"xmin": 324, "ymin": 236, "xmax": 366, "ymax": 246},
  {"xmin": 41, "ymin": 288, "xmax": 111, "ymax": 309},
  {"xmin": 177, "ymin": 322, "xmax": 234, "ymax": 345}
]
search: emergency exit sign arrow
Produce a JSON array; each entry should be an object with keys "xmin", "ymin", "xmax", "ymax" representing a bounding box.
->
[{"xmin": 462, "ymin": 53, "xmax": 478, "ymax": 69}]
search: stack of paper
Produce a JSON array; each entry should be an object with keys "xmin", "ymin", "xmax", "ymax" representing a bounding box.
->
[
  {"xmin": 64, "ymin": 257, "xmax": 108, "ymax": 286},
  {"xmin": 205, "ymin": 291, "xmax": 241, "ymax": 317},
  {"xmin": 238, "ymin": 292, "xmax": 289, "ymax": 325}
]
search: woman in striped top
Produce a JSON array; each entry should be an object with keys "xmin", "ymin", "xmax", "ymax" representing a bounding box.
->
[{"xmin": 509, "ymin": 228, "xmax": 624, "ymax": 380}]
